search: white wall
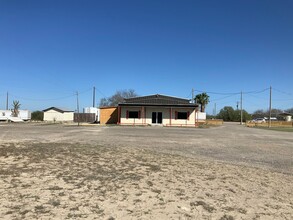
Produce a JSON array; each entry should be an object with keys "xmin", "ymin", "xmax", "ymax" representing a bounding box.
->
[
  {"xmin": 285, "ymin": 115, "xmax": 292, "ymax": 122},
  {"xmin": 196, "ymin": 112, "xmax": 206, "ymax": 120},
  {"xmin": 43, "ymin": 109, "xmax": 74, "ymax": 122},
  {"xmin": 120, "ymin": 106, "xmax": 205, "ymax": 126}
]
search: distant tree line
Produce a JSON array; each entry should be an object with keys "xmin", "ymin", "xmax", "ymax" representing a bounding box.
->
[
  {"xmin": 210, "ymin": 106, "xmax": 293, "ymax": 122},
  {"xmin": 251, "ymin": 108, "xmax": 293, "ymax": 120},
  {"xmin": 215, "ymin": 106, "xmax": 251, "ymax": 122}
]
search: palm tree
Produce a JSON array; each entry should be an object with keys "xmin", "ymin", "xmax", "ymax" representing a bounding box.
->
[
  {"xmin": 12, "ymin": 100, "xmax": 21, "ymax": 117},
  {"xmin": 194, "ymin": 93, "xmax": 209, "ymax": 112}
]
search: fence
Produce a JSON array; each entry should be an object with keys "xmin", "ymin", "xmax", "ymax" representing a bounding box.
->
[
  {"xmin": 246, "ymin": 121, "xmax": 293, "ymax": 127},
  {"xmin": 205, "ymin": 119, "xmax": 224, "ymax": 126},
  {"xmin": 74, "ymin": 113, "xmax": 96, "ymax": 123}
]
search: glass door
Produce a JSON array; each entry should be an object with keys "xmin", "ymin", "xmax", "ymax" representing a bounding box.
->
[
  {"xmin": 152, "ymin": 112, "xmax": 163, "ymax": 124},
  {"xmin": 157, "ymin": 112, "xmax": 162, "ymax": 124},
  {"xmin": 152, "ymin": 112, "xmax": 157, "ymax": 124}
]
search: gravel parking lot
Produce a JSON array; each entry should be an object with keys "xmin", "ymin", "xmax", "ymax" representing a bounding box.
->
[
  {"xmin": 1, "ymin": 122, "xmax": 292, "ymax": 173},
  {"xmin": 0, "ymin": 122, "xmax": 292, "ymax": 219}
]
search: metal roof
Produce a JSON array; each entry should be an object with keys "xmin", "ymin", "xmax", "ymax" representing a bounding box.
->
[
  {"xmin": 42, "ymin": 107, "xmax": 74, "ymax": 113},
  {"xmin": 278, "ymin": 112, "xmax": 292, "ymax": 116},
  {"xmin": 119, "ymin": 94, "xmax": 198, "ymax": 107}
]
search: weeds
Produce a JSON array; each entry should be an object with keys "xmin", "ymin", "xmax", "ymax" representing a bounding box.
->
[{"xmin": 190, "ymin": 200, "xmax": 215, "ymax": 212}]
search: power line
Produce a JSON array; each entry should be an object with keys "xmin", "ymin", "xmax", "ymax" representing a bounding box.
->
[
  {"xmin": 9, "ymin": 93, "xmax": 76, "ymax": 101},
  {"xmin": 272, "ymin": 88, "xmax": 293, "ymax": 96},
  {"xmin": 185, "ymin": 90, "xmax": 192, "ymax": 99},
  {"xmin": 194, "ymin": 87, "xmax": 269, "ymax": 95},
  {"xmin": 243, "ymin": 88, "xmax": 270, "ymax": 94},
  {"xmin": 78, "ymin": 88, "xmax": 92, "ymax": 95},
  {"xmin": 246, "ymin": 93, "xmax": 268, "ymax": 100},
  {"xmin": 194, "ymin": 89, "xmax": 239, "ymax": 95},
  {"xmin": 95, "ymin": 88, "xmax": 107, "ymax": 97},
  {"xmin": 8, "ymin": 87, "xmax": 94, "ymax": 102},
  {"xmin": 210, "ymin": 94, "xmax": 238, "ymax": 102},
  {"xmin": 273, "ymin": 98, "xmax": 293, "ymax": 101}
]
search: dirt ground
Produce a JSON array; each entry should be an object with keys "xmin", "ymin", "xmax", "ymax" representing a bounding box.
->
[{"xmin": 0, "ymin": 123, "xmax": 292, "ymax": 219}]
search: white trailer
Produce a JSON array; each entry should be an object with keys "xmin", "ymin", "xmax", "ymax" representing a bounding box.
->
[
  {"xmin": 0, "ymin": 110, "xmax": 12, "ymax": 121},
  {"xmin": 18, "ymin": 110, "xmax": 31, "ymax": 120},
  {"xmin": 0, "ymin": 109, "xmax": 31, "ymax": 121}
]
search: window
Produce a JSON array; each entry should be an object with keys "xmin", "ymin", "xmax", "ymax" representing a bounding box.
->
[
  {"xmin": 175, "ymin": 111, "xmax": 190, "ymax": 120},
  {"xmin": 128, "ymin": 111, "xmax": 139, "ymax": 119}
]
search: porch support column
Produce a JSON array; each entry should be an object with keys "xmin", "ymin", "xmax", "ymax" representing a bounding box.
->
[
  {"xmin": 118, "ymin": 106, "xmax": 121, "ymax": 124},
  {"xmin": 141, "ymin": 106, "xmax": 144, "ymax": 125},
  {"xmin": 170, "ymin": 107, "xmax": 172, "ymax": 126},
  {"xmin": 195, "ymin": 108, "xmax": 198, "ymax": 127}
]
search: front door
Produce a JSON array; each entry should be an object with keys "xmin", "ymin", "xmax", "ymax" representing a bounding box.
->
[{"xmin": 152, "ymin": 112, "xmax": 163, "ymax": 124}]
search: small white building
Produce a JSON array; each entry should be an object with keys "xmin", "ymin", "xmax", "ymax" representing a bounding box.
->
[
  {"xmin": 278, "ymin": 112, "xmax": 292, "ymax": 122},
  {"xmin": 83, "ymin": 107, "xmax": 100, "ymax": 122},
  {"xmin": 43, "ymin": 107, "xmax": 74, "ymax": 122}
]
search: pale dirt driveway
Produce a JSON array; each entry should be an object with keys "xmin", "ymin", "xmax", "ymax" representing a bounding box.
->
[{"xmin": 0, "ymin": 122, "xmax": 292, "ymax": 219}]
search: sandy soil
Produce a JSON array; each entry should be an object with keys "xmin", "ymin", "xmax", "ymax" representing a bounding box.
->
[{"xmin": 0, "ymin": 123, "xmax": 292, "ymax": 219}]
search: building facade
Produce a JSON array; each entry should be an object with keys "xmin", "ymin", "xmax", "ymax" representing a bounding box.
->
[
  {"xmin": 118, "ymin": 94, "xmax": 204, "ymax": 127},
  {"xmin": 43, "ymin": 107, "xmax": 74, "ymax": 122}
]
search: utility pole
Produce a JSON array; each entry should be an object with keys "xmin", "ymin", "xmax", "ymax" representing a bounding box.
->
[
  {"xmin": 240, "ymin": 91, "xmax": 243, "ymax": 125},
  {"xmin": 76, "ymin": 91, "xmax": 80, "ymax": 126},
  {"xmin": 6, "ymin": 92, "xmax": 9, "ymax": 110},
  {"xmin": 269, "ymin": 86, "xmax": 272, "ymax": 128},
  {"xmin": 192, "ymin": 88, "xmax": 194, "ymax": 103},
  {"xmin": 93, "ymin": 86, "xmax": 96, "ymax": 107},
  {"xmin": 214, "ymin": 103, "xmax": 217, "ymax": 117}
]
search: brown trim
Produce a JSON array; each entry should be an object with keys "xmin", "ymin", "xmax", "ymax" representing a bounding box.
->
[
  {"xmin": 169, "ymin": 108, "xmax": 172, "ymax": 126},
  {"xmin": 118, "ymin": 106, "xmax": 121, "ymax": 124},
  {"xmin": 195, "ymin": 108, "xmax": 199, "ymax": 127},
  {"xmin": 120, "ymin": 122, "xmax": 148, "ymax": 126},
  {"xmin": 119, "ymin": 103, "xmax": 198, "ymax": 108},
  {"xmin": 99, "ymin": 106, "xmax": 118, "ymax": 109},
  {"xmin": 165, "ymin": 124, "xmax": 198, "ymax": 127},
  {"xmin": 138, "ymin": 110, "xmax": 141, "ymax": 119}
]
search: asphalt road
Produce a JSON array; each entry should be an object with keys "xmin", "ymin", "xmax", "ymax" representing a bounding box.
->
[{"xmin": 0, "ymin": 122, "xmax": 292, "ymax": 174}]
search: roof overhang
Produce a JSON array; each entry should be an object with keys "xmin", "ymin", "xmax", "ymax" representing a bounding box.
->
[
  {"xmin": 119, "ymin": 103, "xmax": 198, "ymax": 108},
  {"xmin": 278, "ymin": 112, "xmax": 292, "ymax": 116},
  {"xmin": 43, "ymin": 107, "xmax": 74, "ymax": 113}
]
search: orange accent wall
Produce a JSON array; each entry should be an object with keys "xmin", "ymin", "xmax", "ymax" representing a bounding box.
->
[{"xmin": 100, "ymin": 107, "xmax": 118, "ymax": 124}]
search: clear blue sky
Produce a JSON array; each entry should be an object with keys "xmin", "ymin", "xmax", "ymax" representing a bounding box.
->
[{"xmin": 1, "ymin": 0, "xmax": 293, "ymax": 114}]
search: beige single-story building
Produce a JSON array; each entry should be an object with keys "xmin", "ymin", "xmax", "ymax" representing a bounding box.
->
[
  {"xmin": 118, "ymin": 94, "xmax": 205, "ymax": 127},
  {"xmin": 43, "ymin": 107, "xmax": 74, "ymax": 122}
]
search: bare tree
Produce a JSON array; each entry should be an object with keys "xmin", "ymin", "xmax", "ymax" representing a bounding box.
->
[{"xmin": 99, "ymin": 89, "xmax": 138, "ymax": 107}]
